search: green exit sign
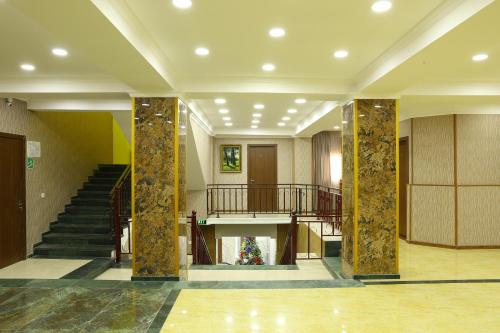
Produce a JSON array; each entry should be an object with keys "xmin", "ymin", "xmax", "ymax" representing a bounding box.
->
[{"xmin": 197, "ymin": 219, "xmax": 207, "ymax": 225}]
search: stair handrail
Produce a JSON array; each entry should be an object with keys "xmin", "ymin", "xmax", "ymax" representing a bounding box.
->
[
  {"xmin": 110, "ymin": 165, "xmax": 132, "ymax": 263},
  {"xmin": 190, "ymin": 211, "xmax": 213, "ymax": 265},
  {"xmin": 279, "ymin": 211, "xmax": 297, "ymax": 265}
]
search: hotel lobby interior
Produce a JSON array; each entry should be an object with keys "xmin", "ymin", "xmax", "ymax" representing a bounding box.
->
[{"xmin": 0, "ymin": 0, "xmax": 499, "ymax": 332}]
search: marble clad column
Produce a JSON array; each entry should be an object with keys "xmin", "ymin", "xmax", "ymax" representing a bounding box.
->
[
  {"xmin": 341, "ymin": 99, "xmax": 399, "ymax": 279},
  {"xmin": 132, "ymin": 97, "xmax": 187, "ymax": 280}
]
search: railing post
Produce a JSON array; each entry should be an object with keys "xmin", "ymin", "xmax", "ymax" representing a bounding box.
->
[
  {"xmin": 291, "ymin": 210, "xmax": 297, "ymax": 265},
  {"xmin": 191, "ymin": 210, "xmax": 197, "ymax": 264},
  {"xmin": 114, "ymin": 187, "xmax": 121, "ymax": 263}
]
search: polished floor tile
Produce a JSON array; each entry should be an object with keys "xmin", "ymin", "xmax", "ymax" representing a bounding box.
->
[
  {"xmin": 162, "ymin": 283, "xmax": 500, "ymax": 333},
  {"xmin": 95, "ymin": 268, "xmax": 133, "ymax": 281},
  {"xmin": 0, "ymin": 259, "xmax": 90, "ymax": 280}
]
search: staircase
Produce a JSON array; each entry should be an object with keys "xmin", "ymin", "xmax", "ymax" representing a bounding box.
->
[{"xmin": 33, "ymin": 164, "xmax": 128, "ymax": 258}]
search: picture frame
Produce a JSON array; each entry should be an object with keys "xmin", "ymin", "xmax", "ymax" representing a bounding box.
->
[{"xmin": 220, "ymin": 144, "xmax": 242, "ymax": 173}]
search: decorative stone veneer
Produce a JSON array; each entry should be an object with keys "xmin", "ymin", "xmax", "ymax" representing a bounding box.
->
[{"xmin": 133, "ymin": 97, "xmax": 185, "ymax": 279}]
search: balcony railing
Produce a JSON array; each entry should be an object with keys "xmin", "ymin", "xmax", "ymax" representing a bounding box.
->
[{"xmin": 206, "ymin": 183, "xmax": 341, "ymax": 219}]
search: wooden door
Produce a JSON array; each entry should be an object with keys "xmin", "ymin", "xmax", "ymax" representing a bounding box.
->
[
  {"xmin": 399, "ymin": 137, "xmax": 409, "ymax": 238},
  {"xmin": 0, "ymin": 132, "xmax": 26, "ymax": 269},
  {"xmin": 247, "ymin": 145, "xmax": 277, "ymax": 212}
]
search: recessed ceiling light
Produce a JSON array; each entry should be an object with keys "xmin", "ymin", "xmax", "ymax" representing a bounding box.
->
[
  {"xmin": 262, "ymin": 63, "xmax": 275, "ymax": 71},
  {"xmin": 277, "ymin": 122, "xmax": 286, "ymax": 127},
  {"xmin": 269, "ymin": 27, "xmax": 286, "ymax": 38},
  {"xmin": 254, "ymin": 104, "xmax": 265, "ymax": 110},
  {"xmin": 215, "ymin": 98, "xmax": 226, "ymax": 104},
  {"xmin": 342, "ymin": 120, "xmax": 348, "ymax": 124},
  {"xmin": 172, "ymin": 0, "xmax": 192, "ymax": 9},
  {"xmin": 295, "ymin": 98, "xmax": 306, "ymax": 104},
  {"xmin": 219, "ymin": 109, "xmax": 229, "ymax": 114},
  {"xmin": 52, "ymin": 48, "xmax": 68, "ymax": 57},
  {"xmin": 334, "ymin": 126, "xmax": 340, "ymax": 130},
  {"xmin": 371, "ymin": 1, "xmax": 392, "ymax": 13},
  {"xmin": 287, "ymin": 109, "xmax": 297, "ymax": 114},
  {"xmin": 251, "ymin": 119, "xmax": 260, "ymax": 124},
  {"xmin": 20, "ymin": 63, "xmax": 35, "ymax": 71},
  {"xmin": 180, "ymin": 125, "xmax": 186, "ymax": 129},
  {"xmin": 225, "ymin": 122, "xmax": 233, "ymax": 127},
  {"xmin": 472, "ymin": 53, "xmax": 489, "ymax": 62},
  {"xmin": 195, "ymin": 47, "xmax": 209, "ymax": 56},
  {"xmin": 252, "ymin": 113, "xmax": 262, "ymax": 118},
  {"xmin": 334, "ymin": 50, "xmax": 349, "ymax": 59},
  {"xmin": 251, "ymin": 125, "xmax": 258, "ymax": 129},
  {"xmin": 282, "ymin": 116, "xmax": 291, "ymax": 121},
  {"xmin": 222, "ymin": 116, "xmax": 231, "ymax": 121}
]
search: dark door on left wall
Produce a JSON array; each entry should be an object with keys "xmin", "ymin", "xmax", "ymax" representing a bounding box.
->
[{"xmin": 0, "ymin": 132, "xmax": 26, "ymax": 269}]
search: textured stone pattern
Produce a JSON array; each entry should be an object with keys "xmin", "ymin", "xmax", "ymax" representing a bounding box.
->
[
  {"xmin": 178, "ymin": 100, "xmax": 188, "ymax": 280},
  {"xmin": 341, "ymin": 102, "xmax": 355, "ymax": 273},
  {"xmin": 356, "ymin": 99, "xmax": 397, "ymax": 275},
  {"xmin": 134, "ymin": 97, "xmax": 178, "ymax": 278},
  {"xmin": 0, "ymin": 100, "xmax": 113, "ymax": 255}
]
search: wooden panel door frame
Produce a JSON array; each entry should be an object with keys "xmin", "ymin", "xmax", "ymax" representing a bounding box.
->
[
  {"xmin": 247, "ymin": 144, "xmax": 278, "ymax": 212},
  {"xmin": 399, "ymin": 137, "xmax": 409, "ymax": 239},
  {"xmin": 0, "ymin": 132, "xmax": 27, "ymax": 268}
]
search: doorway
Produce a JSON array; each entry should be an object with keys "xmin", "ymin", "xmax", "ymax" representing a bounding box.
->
[
  {"xmin": 247, "ymin": 145, "xmax": 277, "ymax": 212},
  {"xmin": 399, "ymin": 137, "xmax": 409, "ymax": 239},
  {"xmin": 0, "ymin": 132, "xmax": 27, "ymax": 269}
]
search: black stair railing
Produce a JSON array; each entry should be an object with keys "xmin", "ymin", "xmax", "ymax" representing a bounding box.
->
[
  {"xmin": 110, "ymin": 165, "xmax": 131, "ymax": 263},
  {"xmin": 279, "ymin": 211, "xmax": 298, "ymax": 265},
  {"xmin": 190, "ymin": 211, "xmax": 213, "ymax": 265}
]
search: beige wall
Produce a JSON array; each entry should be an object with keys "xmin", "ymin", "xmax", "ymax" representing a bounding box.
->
[
  {"xmin": 0, "ymin": 99, "xmax": 114, "ymax": 255},
  {"xmin": 293, "ymin": 137, "xmax": 312, "ymax": 184},
  {"xmin": 404, "ymin": 114, "xmax": 500, "ymax": 247}
]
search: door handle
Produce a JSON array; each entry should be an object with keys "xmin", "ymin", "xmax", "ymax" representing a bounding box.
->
[
  {"xmin": 18, "ymin": 200, "xmax": 24, "ymax": 211},
  {"xmin": 250, "ymin": 179, "xmax": 255, "ymax": 183}
]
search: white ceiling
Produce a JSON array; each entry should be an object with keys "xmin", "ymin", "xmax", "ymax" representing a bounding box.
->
[{"xmin": 1, "ymin": 0, "xmax": 499, "ymax": 136}]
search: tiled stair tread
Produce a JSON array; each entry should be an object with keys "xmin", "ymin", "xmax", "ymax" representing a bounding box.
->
[
  {"xmin": 43, "ymin": 233, "xmax": 112, "ymax": 240},
  {"xmin": 51, "ymin": 223, "xmax": 110, "ymax": 229},
  {"xmin": 34, "ymin": 243, "xmax": 113, "ymax": 250}
]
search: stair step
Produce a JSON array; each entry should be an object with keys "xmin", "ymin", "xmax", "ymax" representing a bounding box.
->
[
  {"xmin": 87, "ymin": 176, "xmax": 119, "ymax": 184},
  {"xmin": 98, "ymin": 164, "xmax": 128, "ymax": 172},
  {"xmin": 50, "ymin": 223, "xmax": 110, "ymax": 234},
  {"xmin": 83, "ymin": 183, "xmax": 115, "ymax": 191},
  {"xmin": 58, "ymin": 214, "xmax": 109, "ymax": 224},
  {"xmin": 65, "ymin": 205, "xmax": 110, "ymax": 214},
  {"xmin": 43, "ymin": 233, "xmax": 114, "ymax": 245},
  {"xmin": 93, "ymin": 170, "xmax": 124, "ymax": 177},
  {"xmin": 77, "ymin": 190, "xmax": 110, "ymax": 198},
  {"xmin": 71, "ymin": 198, "xmax": 110, "ymax": 207},
  {"xmin": 324, "ymin": 240, "xmax": 341, "ymax": 257},
  {"xmin": 33, "ymin": 243, "xmax": 113, "ymax": 258}
]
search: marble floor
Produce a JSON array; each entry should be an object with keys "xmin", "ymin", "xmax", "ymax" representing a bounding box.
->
[
  {"xmin": 162, "ymin": 283, "xmax": 500, "ymax": 333},
  {"xmin": 0, "ymin": 259, "xmax": 90, "ymax": 279}
]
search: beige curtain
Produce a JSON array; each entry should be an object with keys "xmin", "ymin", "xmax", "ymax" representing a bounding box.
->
[{"xmin": 312, "ymin": 131, "xmax": 342, "ymax": 188}]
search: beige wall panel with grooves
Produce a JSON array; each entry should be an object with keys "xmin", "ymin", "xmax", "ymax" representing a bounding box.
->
[
  {"xmin": 411, "ymin": 185, "xmax": 455, "ymax": 246},
  {"xmin": 412, "ymin": 115, "xmax": 454, "ymax": 185}
]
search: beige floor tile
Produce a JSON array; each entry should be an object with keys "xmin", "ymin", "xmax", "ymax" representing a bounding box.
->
[{"xmin": 0, "ymin": 258, "xmax": 90, "ymax": 279}]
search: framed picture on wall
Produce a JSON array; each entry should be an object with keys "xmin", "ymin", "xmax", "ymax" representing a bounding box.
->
[{"xmin": 220, "ymin": 144, "xmax": 242, "ymax": 173}]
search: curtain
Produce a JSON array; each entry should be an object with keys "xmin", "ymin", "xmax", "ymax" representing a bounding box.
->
[{"xmin": 312, "ymin": 131, "xmax": 342, "ymax": 188}]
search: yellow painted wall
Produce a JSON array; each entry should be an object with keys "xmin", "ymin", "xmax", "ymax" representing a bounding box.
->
[
  {"xmin": 37, "ymin": 111, "xmax": 114, "ymax": 164},
  {"xmin": 113, "ymin": 118, "xmax": 131, "ymax": 164}
]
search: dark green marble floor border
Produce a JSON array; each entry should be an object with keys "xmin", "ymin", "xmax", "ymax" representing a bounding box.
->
[
  {"xmin": 321, "ymin": 257, "xmax": 342, "ymax": 279},
  {"xmin": 189, "ymin": 264, "xmax": 298, "ymax": 270},
  {"xmin": 364, "ymin": 279, "xmax": 500, "ymax": 286},
  {"xmin": 146, "ymin": 289, "xmax": 181, "ymax": 333},
  {"xmin": 61, "ymin": 258, "xmax": 114, "ymax": 279}
]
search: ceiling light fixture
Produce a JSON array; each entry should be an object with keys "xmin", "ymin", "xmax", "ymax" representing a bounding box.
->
[
  {"xmin": 295, "ymin": 98, "xmax": 306, "ymax": 104},
  {"xmin": 334, "ymin": 50, "xmax": 349, "ymax": 59},
  {"xmin": 277, "ymin": 122, "xmax": 286, "ymax": 127},
  {"xmin": 222, "ymin": 116, "xmax": 231, "ymax": 121},
  {"xmin": 172, "ymin": 0, "xmax": 192, "ymax": 9},
  {"xmin": 251, "ymin": 125, "xmax": 258, "ymax": 129},
  {"xmin": 334, "ymin": 126, "xmax": 340, "ymax": 130},
  {"xmin": 215, "ymin": 98, "xmax": 226, "ymax": 104},
  {"xmin": 195, "ymin": 47, "xmax": 210, "ymax": 56},
  {"xmin": 262, "ymin": 63, "xmax": 275, "ymax": 71},
  {"xmin": 225, "ymin": 122, "xmax": 233, "ymax": 127},
  {"xmin": 282, "ymin": 116, "xmax": 291, "ymax": 121},
  {"xmin": 252, "ymin": 113, "xmax": 262, "ymax": 118},
  {"xmin": 251, "ymin": 119, "xmax": 260, "ymax": 124},
  {"xmin": 371, "ymin": 1, "xmax": 392, "ymax": 13},
  {"xmin": 219, "ymin": 109, "xmax": 229, "ymax": 114},
  {"xmin": 287, "ymin": 109, "xmax": 297, "ymax": 114},
  {"xmin": 20, "ymin": 63, "xmax": 35, "ymax": 71},
  {"xmin": 269, "ymin": 27, "xmax": 286, "ymax": 38},
  {"xmin": 472, "ymin": 53, "xmax": 489, "ymax": 62},
  {"xmin": 52, "ymin": 48, "xmax": 68, "ymax": 57},
  {"xmin": 342, "ymin": 120, "xmax": 348, "ymax": 124},
  {"xmin": 254, "ymin": 104, "xmax": 265, "ymax": 110}
]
